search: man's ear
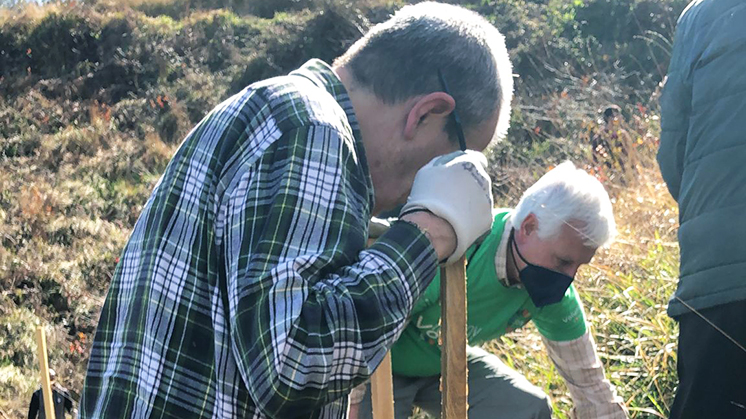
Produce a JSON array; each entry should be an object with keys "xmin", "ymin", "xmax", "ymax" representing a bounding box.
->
[
  {"xmin": 520, "ymin": 213, "xmax": 538, "ymax": 238},
  {"xmin": 403, "ymin": 92, "xmax": 455, "ymax": 140}
]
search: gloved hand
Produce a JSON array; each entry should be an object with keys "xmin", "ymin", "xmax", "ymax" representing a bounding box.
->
[{"xmin": 400, "ymin": 150, "xmax": 493, "ymax": 264}]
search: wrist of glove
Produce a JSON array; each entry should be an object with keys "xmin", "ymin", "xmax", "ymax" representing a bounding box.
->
[{"xmin": 400, "ymin": 150, "xmax": 494, "ymax": 264}]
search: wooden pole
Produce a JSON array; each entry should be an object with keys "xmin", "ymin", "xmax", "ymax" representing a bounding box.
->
[
  {"xmin": 370, "ymin": 352, "xmax": 395, "ymax": 419},
  {"xmin": 35, "ymin": 326, "xmax": 56, "ymax": 419},
  {"xmin": 440, "ymin": 258, "xmax": 468, "ymax": 418}
]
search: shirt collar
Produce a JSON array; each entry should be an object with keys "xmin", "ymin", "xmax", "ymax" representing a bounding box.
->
[
  {"xmin": 289, "ymin": 59, "xmax": 361, "ymax": 137},
  {"xmin": 290, "ymin": 59, "xmax": 373, "ymax": 210},
  {"xmin": 494, "ymin": 213, "xmax": 518, "ymax": 287}
]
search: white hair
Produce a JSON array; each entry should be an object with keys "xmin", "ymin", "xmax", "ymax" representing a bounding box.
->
[{"xmin": 512, "ymin": 161, "xmax": 616, "ymax": 248}]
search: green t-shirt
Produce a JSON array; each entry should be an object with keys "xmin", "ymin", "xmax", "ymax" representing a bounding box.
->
[{"xmin": 390, "ymin": 210, "xmax": 588, "ymax": 377}]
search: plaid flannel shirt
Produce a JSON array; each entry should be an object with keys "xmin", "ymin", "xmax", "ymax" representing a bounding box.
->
[{"xmin": 81, "ymin": 59, "xmax": 439, "ymax": 419}]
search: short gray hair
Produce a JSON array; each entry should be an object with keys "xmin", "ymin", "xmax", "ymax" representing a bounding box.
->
[
  {"xmin": 512, "ymin": 161, "xmax": 617, "ymax": 248},
  {"xmin": 334, "ymin": 2, "xmax": 513, "ymax": 142}
]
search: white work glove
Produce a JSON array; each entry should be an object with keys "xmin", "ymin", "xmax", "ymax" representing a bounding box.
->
[{"xmin": 400, "ymin": 150, "xmax": 494, "ymax": 264}]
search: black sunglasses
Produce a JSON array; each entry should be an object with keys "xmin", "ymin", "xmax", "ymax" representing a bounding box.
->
[{"xmin": 437, "ymin": 69, "xmax": 468, "ymax": 151}]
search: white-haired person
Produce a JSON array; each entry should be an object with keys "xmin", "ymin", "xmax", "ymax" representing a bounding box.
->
[{"xmin": 352, "ymin": 162, "xmax": 628, "ymax": 419}]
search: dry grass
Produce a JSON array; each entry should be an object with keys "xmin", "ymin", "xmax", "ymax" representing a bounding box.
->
[{"xmin": 0, "ymin": 1, "xmax": 62, "ymax": 25}]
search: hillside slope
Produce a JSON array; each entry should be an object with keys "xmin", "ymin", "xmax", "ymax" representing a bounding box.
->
[{"xmin": 1, "ymin": 0, "xmax": 687, "ymax": 417}]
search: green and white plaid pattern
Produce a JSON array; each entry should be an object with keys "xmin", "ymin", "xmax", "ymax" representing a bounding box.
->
[{"xmin": 81, "ymin": 59, "xmax": 439, "ymax": 419}]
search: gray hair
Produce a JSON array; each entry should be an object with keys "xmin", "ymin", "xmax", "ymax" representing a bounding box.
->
[
  {"xmin": 512, "ymin": 161, "xmax": 617, "ymax": 248},
  {"xmin": 334, "ymin": 2, "xmax": 513, "ymax": 142}
]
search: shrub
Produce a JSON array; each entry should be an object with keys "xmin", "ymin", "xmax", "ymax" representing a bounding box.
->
[
  {"xmin": 0, "ymin": 304, "xmax": 40, "ymax": 370},
  {"xmin": 25, "ymin": 11, "xmax": 102, "ymax": 78}
]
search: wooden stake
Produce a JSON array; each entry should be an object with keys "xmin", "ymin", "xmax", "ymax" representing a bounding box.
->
[
  {"xmin": 35, "ymin": 326, "xmax": 56, "ymax": 419},
  {"xmin": 366, "ymin": 237, "xmax": 396, "ymax": 419},
  {"xmin": 440, "ymin": 258, "xmax": 468, "ymax": 418},
  {"xmin": 370, "ymin": 352, "xmax": 395, "ymax": 419}
]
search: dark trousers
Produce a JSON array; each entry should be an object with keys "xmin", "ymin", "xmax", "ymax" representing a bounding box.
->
[
  {"xmin": 669, "ymin": 300, "xmax": 746, "ymax": 419},
  {"xmin": 358, "ymin": 347, "xmax": 552, "ymax": 419}
]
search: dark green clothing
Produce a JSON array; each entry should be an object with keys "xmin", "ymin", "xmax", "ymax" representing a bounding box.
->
[{"xmin": 658, "ymin": 0, "xmax": 746, "ymax": 316}]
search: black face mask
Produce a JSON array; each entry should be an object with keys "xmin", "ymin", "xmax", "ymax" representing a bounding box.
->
[{"xmin": 509, "ymin": 229, "xmax": 574, "ymax": 308}]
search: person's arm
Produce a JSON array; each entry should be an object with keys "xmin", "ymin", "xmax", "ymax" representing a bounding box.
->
[
  {"xmin": 542, "ymin": 332, "xmax": 628, "ymax": 419},
  {"xmin": 222, "ymin": 125, "xmax": 440, "ymax": 418},
  {"xmin": 657, "ymin": 14, "xmax": 693, "ymax": 202},
  {"xmin": 28, "ymin": 391, "xmax": 39, "ymax": 419},
  {"xmin": 62, "ymin": 390, "xmax": 74, "ymax": 413},
  {"xmin": 532, "ymin": 286, "xmax": 627, "ymax": 418}
]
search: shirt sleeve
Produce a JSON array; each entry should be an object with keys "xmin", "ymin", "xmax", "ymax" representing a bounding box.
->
[
  {"xmin": 220, "ymin": 125, "xmax": 439, "ymax": 418},
  {"xmin": 410, "ymin": 270, "xmax": 441, "ymax": 316},
  {"xmin": 542, "ymin": 332, "xmax": 628, "ymax": 419}
]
